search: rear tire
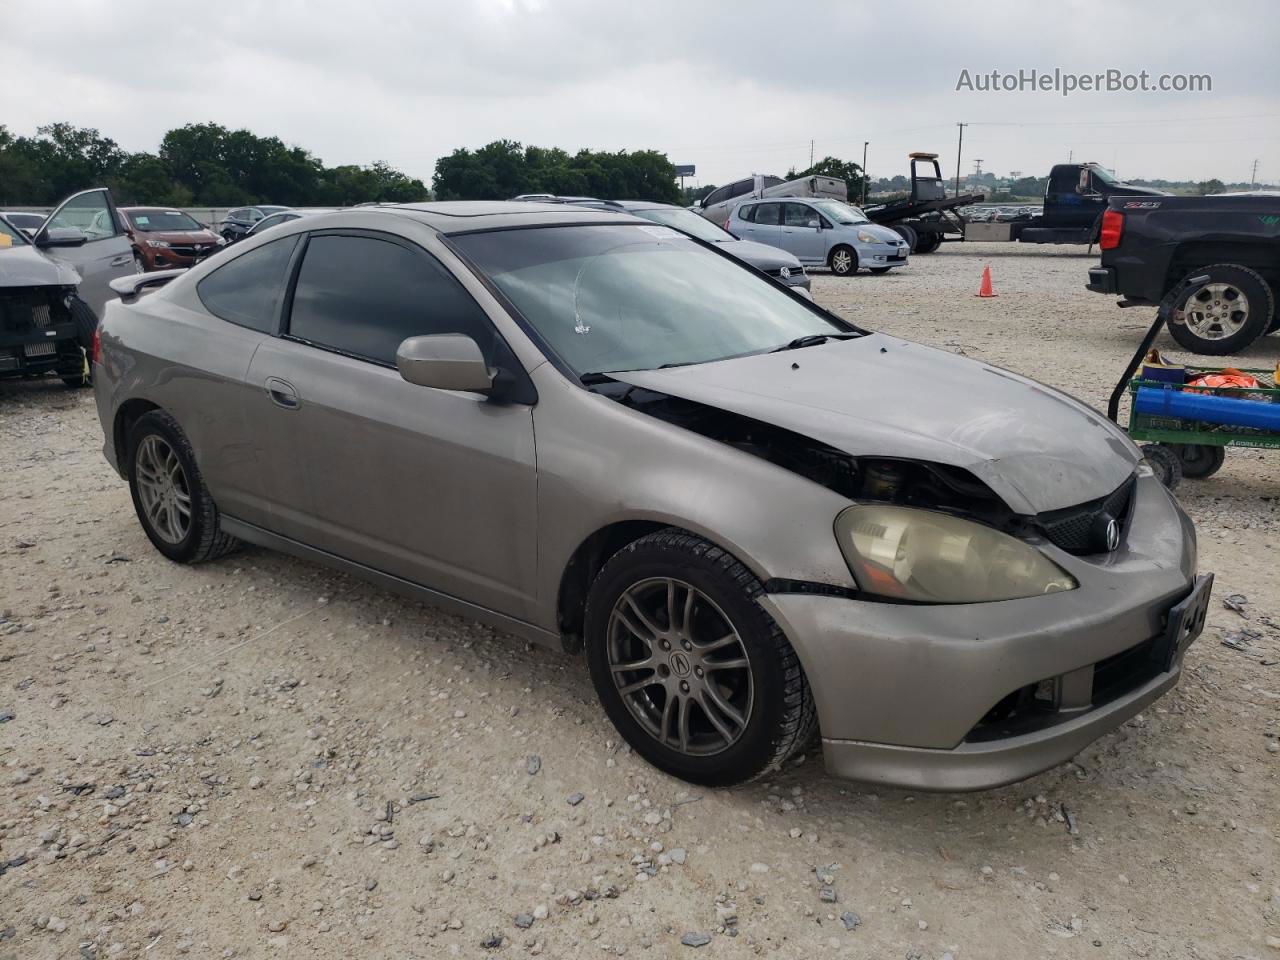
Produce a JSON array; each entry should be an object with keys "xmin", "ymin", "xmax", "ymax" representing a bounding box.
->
[
  {"xmin": 127, "ymin": 410, "xmax": 240, "ymax": 564},
  {"xmin": 914, "ymin": 233, "xmax": 942, "ymax": 254},
  {"xmin": 1165, "ymin": 264, "xmax": 1275, "ymax": 356},
  {"xmin": 892, "ymin": 224, "xmax": 918, "ymax": 252},
  {"xmin": 829, "ymin": 245, "xmax": 857, "ymax": 276},
  {"xmin": 1173, "ymin": 443, "xmax": 1225, "ymax": 479},
  {"xmin": 584, "ymin": 530, "xmax": 817, "ymax": 787},
  {"xmin": 1141, "ymin": 443, "xmax": 1183, "ymax": 490}
]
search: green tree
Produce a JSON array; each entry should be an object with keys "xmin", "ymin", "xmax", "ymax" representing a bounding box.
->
[{"xmin": 790, "ymin": 156, "xmax": 866, "ymax": 200}]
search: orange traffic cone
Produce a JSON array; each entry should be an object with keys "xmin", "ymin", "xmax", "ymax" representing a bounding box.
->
[{"xmin": 976, "ymin": 265, "xmax": 997, "ymax": 297}]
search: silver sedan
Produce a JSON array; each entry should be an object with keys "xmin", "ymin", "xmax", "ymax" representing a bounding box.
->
[{"xmin": 92, "ymin": 202, "xmax": 1209, "ymax": 791}]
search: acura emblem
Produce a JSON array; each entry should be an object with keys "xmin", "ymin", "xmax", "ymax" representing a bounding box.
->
[
  {"xmin": 779, "ymin": 266, "xmax": 791, "ymax": 279},
  {"xmin": 1105, "ymin": 518, "xmax": 1120, "ymax": 552}
]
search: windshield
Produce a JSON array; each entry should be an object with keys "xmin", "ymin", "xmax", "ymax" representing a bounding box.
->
[
  {"xmin": 810, "ymin": 200, "xmax": 869, "ymax": 225},
  {"xmin": 0, "ymin": 217, "xmax": 30, "ymax": 247},
  {"xmin": 630, "ymin": 207, "xmax": 733, "ymax": 243},
  {"xmin": 453, "ymin": 224, "xmax": 850, "ymax": 376},
  {"xmin": 127, "ymin": 210, "xmax": 204, "ymax": 232}
]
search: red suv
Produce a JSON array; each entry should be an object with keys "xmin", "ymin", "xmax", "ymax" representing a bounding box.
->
[{"xmin": 119, "ymin": 207, "xmax": 226, "ymax": 272}]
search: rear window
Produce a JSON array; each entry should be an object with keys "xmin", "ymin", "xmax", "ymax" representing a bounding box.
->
[{"xmin": 197, "ymin": 235, "xmax": 298, "ymax": 333}]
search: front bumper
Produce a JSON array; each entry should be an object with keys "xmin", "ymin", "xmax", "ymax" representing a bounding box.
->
[
  {"xmin": 860, "ymin": 241, "xmax": 909, "ymax": 267},
  {"xmin": 760, "ymin": 472, "xmax": 1201, "ymax": 790}
]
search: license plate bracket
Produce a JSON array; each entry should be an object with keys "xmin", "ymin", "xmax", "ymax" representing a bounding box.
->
[{"xmin": 1154, "ymin": 573, "xmax": 1214, "ymax": 670}]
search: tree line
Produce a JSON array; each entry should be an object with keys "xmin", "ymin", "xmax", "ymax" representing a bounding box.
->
[
  {"xmin": 0, "ymin": 122, "xmax": 429, "ymax": 207},
  {"xmin": 431, "ymin": 140, "xmax": 682, "ymax": 203}
]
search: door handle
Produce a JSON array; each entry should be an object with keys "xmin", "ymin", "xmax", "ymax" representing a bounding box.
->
[
  {"xmin": 110, "ymin": 255, "xmax": 133, "ymax": 266},
  {"xmin": 264, "ymin": 377, "xmax": 300, "ymax": 409}
]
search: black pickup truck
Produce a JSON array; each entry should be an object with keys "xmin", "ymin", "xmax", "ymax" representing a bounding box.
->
[{"xmin": 1087, "ymin": 193, "xmax": 1280, "ymax": 354}]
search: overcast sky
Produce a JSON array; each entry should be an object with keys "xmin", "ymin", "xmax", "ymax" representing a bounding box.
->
[{"xmin": 3, "ymin": 0, "xmax": 1277, "ymax": 188}]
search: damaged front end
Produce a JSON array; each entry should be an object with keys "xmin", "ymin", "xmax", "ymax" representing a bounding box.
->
[
  {"xmin": 587, "ymin": 378, "xmax": 1137, "ymax": 573},
  {"xmin": 0, "ymin": 285, "xmax": 86, "ymax": 380}
]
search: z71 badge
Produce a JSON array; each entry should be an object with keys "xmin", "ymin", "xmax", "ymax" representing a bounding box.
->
[{"xmin": 1123, "ymin": 200, "xmax": 1162, "ymax": 209}]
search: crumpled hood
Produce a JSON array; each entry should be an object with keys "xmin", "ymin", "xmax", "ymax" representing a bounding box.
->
[
  {"xmin": 612, "ymin": 334, "xmax": 1138, "ymax": 514},
  {"xmin": 717, "ymin": 239, "xmax": 802, "ymax": 272},
  {"xmin": 0, "ymin": 244, "xmax": 80, "ymax": 288}
]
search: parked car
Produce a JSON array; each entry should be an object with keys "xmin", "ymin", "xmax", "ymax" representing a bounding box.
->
[
  {"xmin": 119, "ymin": 207, "xmax": 227, "ymax": 272},
  {"xmin": 244, "ymin": 208, "xmax": 338, "ymax": 238},
  {"xmin": 94, "ymin": 201, "xmax": 1207, "ymax": 791},
  {"xmin": 517, "ymin": 197, "xmax": 810, "ymax": 294},
  {"xmin": 0, "ymin": 211, "xmax": 47, "ymax": 237},
  {"xmin": 694, "ymin": 174, "xmax": 847, "ymax": 226},
  {"xmin": 216, "ymin": 205, "xmax": 292, "ymax": 244},
  {"xmin": 730, "ymin": 198, "xmax": 909, "ymax": 276},
  {"xmin": 1, "ymin": 187, "xmax": 134, "ymax": 386},
  {"xmin": 1087, "ymin": 193, "xmax": 1280, "ymax": 355}
]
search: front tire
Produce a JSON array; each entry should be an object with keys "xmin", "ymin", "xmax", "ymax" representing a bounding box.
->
[
  {"xmin": 60, "ymin": 295, "xmax": 99, "ymax": 387},
  {"xmin": 127, "ymin": 410, "xmax": 240, "ymax": 563},
  {"xmin": 1166, "ymin": 264, "xmax": 1275, "ymax": 356},
  {"xmin": 584, "ymin": 530, "xmax": 816, "ymax": 787},
  {"xmin": 829, "ymin": 245, "xmax": 857, "ymax": 276}
]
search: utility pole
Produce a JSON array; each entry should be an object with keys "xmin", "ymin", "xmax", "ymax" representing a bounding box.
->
[
  {"xmin": 954, "ymin": 123, "xmax": 966, "ymax": 197},
  {"xmin": 1252, "ymin": 158, "xmax": 1260, "ymax": 189},
  {"xmin": 809, "ymin": 140, "xmax": 814, "ymax": 169},
  {"xmin": 860, "ymin": 138, "xmax": 870, "ymax": 204}
]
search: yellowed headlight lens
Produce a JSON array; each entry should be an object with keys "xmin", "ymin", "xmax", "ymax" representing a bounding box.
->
[{"xmin": 835, "ymin": 505, "xmax": 1077, "ymax": 603}]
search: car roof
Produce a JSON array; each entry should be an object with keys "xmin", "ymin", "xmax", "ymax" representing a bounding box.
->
[
  {"xmin": 364, "ymin": 201, "xmax": 651, "ymax": 235},
  {"xmin": 119, "ymin": 206, "xmax": 199, "ymax": 214}
]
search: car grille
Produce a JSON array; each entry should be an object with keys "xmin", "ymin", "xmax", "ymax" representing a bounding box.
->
[
  {"xmin": 23, "ymin": 341, "xmax": 56, "ymax": 357},
  {"xmin": 1036, "ymin": 476, "xmax": 1136, "ymax": 554},
  {"xmin": 169, "ymin": 243, "xmax": 215, "ymax": 257},
  {"xmin": 0, "ymin": 289, "xmax": 60, "ymax": 334}
]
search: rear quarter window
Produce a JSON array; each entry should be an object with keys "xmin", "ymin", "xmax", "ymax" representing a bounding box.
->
[
  {"xmin": 737, "ymin": 205, "xmax": 756, "ymax": 223},
  {"xmin": 196, "ymin": 235, "xmax": 299, "ymax": 333}
]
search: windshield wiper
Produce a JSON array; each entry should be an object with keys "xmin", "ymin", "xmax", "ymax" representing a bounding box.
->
[
  {"xmin": 579, "ymin": 371, "xmax": 618, "ymax": 385},
  {"xmin": 770, "ymin": 333, "xmax": 858, "ymax": 353}
]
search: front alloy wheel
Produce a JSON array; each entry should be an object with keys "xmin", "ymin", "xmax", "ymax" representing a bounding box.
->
[
  {"xmin": 585, "ymin": 530, "xmax": 816, "ymax": 786},
  {"xmin": 829, "ymin": 245, "xmax": 856, "ymax": 276},
  {"xmin": 607, "ymin": 577, "xmax": 753, "ymax": 756}
]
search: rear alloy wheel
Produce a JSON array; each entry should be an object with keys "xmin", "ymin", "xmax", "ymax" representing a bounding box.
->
[
  {"xmin": 829, "ymin": 245, "xmax": 857, "ymax": 276},
  {"xmin": 1166, "ymin": 264, "xmax": 1275, "ymax": 356},
  {"xmin": 585, "ymin": 530, "xmax": 816, "ymax": 786},
  {"xmin": 127, "ymin": 410, "xmax": 240, "ymax": 563}
]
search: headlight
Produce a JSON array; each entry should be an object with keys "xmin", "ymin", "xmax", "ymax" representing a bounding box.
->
[
  {"xmin": 834, "ymin": 505, "xmax": 1076, "ymax": 603},
  {"xmin": 215, "ymin": 236, "xmax": 227, "ymax": 246},
  {"xmin": 145, "ymin": 239, "xmax": 170, "ymax": 248},
  {"xmin": 856, "ymin": 231, "xmax": 878, "ymax": 244}
]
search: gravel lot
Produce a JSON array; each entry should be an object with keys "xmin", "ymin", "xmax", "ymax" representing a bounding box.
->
[{"xmin": 2, "ymin": 242, "xmax": 1278, "ymax": 960}]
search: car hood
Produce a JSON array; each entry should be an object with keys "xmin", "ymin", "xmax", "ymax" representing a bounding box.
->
[
  {"xmin": 0, "ymin": 243, "xmax": 80, "ymax": 288},
  {"xmin": 611, "ymin": 334, "xmax": 1138, "ymax": 514},
  {"xmin": 136, "ymin": 230, "xmax": 220, "ymax": 244},
  {"xmin": 716, "ymin": 239, "xmax": 803, "ymax": 272}
]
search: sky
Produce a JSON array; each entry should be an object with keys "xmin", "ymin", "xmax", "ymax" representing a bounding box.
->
[{"xmin": 2, "ymin": 0, "xmax": 1278, "ymax": 189}]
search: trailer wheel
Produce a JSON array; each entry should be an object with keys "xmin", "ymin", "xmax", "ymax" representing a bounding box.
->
[
  {"xmin": 892, "ymin": 224, "xmax": 918, "ymax": 252},
  {"xmin": 1166, "ymin": 264, "xmax": 1275, "ymax": 355},
  {"xmin": 1140, "ymin": 443, "xmax": 1182, "ymax": 490},
  {"xmin": 828, "ymin": 245, "xmax": 857, "ymax": 276},
  {"xmin": 914, "ymin": 234, "xmax": 942, "ymax": 254},
  {"xmin": 1172, "ymin": 444, "xmax": 1225, "ymax": 479}
]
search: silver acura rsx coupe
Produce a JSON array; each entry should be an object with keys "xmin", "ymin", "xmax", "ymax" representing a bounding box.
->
[{"xmin": 92, "ymin": 202, "xmax": 1212, "ymax": 791}]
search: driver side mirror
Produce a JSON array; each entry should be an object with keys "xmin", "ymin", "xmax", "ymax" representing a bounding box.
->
[
  {"xmin": 36, "ymin": 227, "xmax": 89, "ymax": 248},
  {"xmin": 807, "ymin": 219, "xmax": 821, "ymax": 230},
  {"xmin": 396, "ymin": 334, "xmax": 496, "ymax": 394}
]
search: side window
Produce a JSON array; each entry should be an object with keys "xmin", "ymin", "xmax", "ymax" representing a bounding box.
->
[
  {"xmin": 783, "ymin": 203, "xmax": 815, "ymax": 227},
  {"xmin": 247, "ymin": 209, "xmax": 264, "ymax": 222},
  {"xmin": 737, "ymin": 204, "xmax": 756, "ymax": 223},
  {"xmin": 728, "ymin": 178, "xmax": 754, "ymax": 199},
  {"xmin": 753, "ymin": 203, "xmax": 782, "ymax": 226},
  {"xmin": 702, "ymin": 185, "xmax": 731, "ymax": 208},
  {"xmin": 47, "ymin": 191, "xmax": 116, "ymax": 241},
  {"xmin": 287, "ymin": 234, "xmax": 492, "ymax": 366},
  {"xmin": 229, "ymin": 208, "xmax": 248, "ymax": 221},
  {"xmin": 197, "ymin": 235, "xmax": 299, "ymax": 333}
]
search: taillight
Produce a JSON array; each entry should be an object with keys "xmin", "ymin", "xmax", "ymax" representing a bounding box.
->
[
  {"xmin": 1099, "ymin": 209, "xmax": 1124, "ymax": 250},
  {"xmin": 91, "ymin": 325, "xmax": 102, "ymax": 365}
]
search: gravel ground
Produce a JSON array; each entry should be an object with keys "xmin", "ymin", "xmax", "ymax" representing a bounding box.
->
[{"xmin": 1, "ymin": 242, "xmax": 1278, "ymax": 960}]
